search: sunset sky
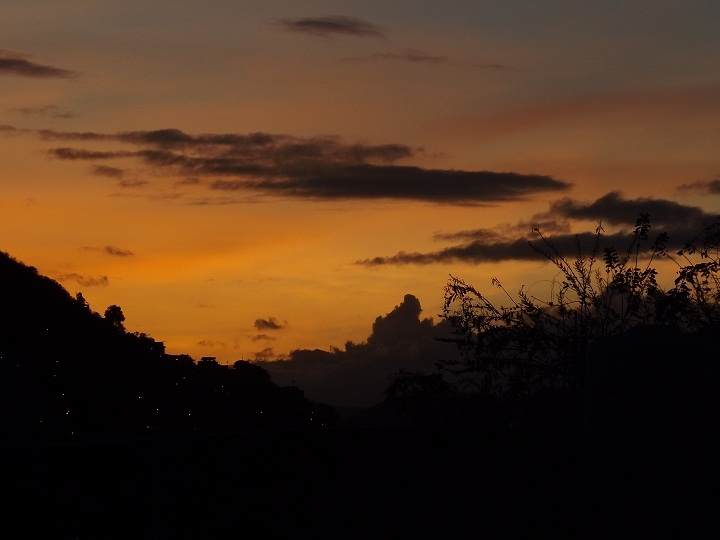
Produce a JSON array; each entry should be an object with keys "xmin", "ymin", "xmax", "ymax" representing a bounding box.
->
[{"xmin": 2, "ymin": 2, "xmax": 720, "ymax": 404}]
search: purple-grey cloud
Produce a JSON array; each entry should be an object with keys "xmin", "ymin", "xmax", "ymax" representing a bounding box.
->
[
  {"xmin": 342, "ymin": 50, "xmax": 514, "ymax": 70},
  {"xmin": 343, "ymin": 51, "xmax": 451, "ymax": 64},
  {"xmin": 278, "ymin": 15, "xmax": 384, "ymax": 38},
  {"xmin": 358, "ymin": 192, "xmax": 720, "ymax": 266},
  {"xmin": 677, "ymin": 178, "xmax": 720, "ymax": 195},
  {"xmin": 10, "ymin": 105, "xmax": 75, "ymax": 118},
  {"xmin": 91, "ymin": 165, "xmax": 125, "ymax": 178},
  {"xmin": 0, "ymin": 51, "xmax": 77, "ymax": 78},
  {"xmin": 255, "ymin": 294, "xmax": 461, "ymax": 407},
  {"xmin": 31, "ymin": 126, "xmax": 570, "ymax": 204}
]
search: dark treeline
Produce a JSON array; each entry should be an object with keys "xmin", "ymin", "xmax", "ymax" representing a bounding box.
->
[
  {"xmin": 2, "ymin": 236, "xmax": 719, "ymax": 537},
  {"xmin": 0, "ymin": 251, "xmax": 337, "ymax": 445}
]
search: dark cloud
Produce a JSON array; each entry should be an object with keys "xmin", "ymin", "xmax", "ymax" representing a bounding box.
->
[
  {"xmin": 176, "ymin": 177, "xmax": 201, "ymax": 186},
  {"xmin": 34, "ymin": 126, "xmax": 569, "ymax": 204},
  {"xmin": 677, "ymin": 178, "xmax": 720, "ymax": 195},
  {"xmin": 198, "ymin": 340, "xmax": 225, "ymax": 348},
  {"xmin": 0, "ymin": 51, "xmax": 77, "ymax": 78},
  {"xmin": 547, "ymin": 191, "xmax": 709, "ymax": 228},
  {"xmin": 343, "ymin": 51, "xmax": 451, "ymax": 64},
  {"xmin": 56, "ymin": 273, "xmax": 109, "ymax": 287},
  {"xmin": 255, "ymin": 294, "xmax": 462, "ymax": 407},
  {"xmin": 278, "ymin": 16, "xmax": 384, "ymax": 38},
  {"xmin": 81, "ymin": 245, "xmax": 133, "ymax": 257},
  {"xmin": 342, "ymin": 51, "xmax": 514, "ymax": 70},
  {"xmin": 252, "ymin": 334, "xmax": 277, "ymax": 342},
  {"xmin": 211, "ymin": 165, "xmax": 567, "ymax": 204},
  {"xmin": 253, "ymin": 317, "xmax": 286, "ymax": 331},
  {"xmin": 253, "ymin": 347, "xmax": 276, "ymax": 362},
  {"xmin": 359, "ymin": 192, "xmax": 720, "ymax": 265},
  {"xmin": 91, "ymin": 165, "xmax": 125, "ymax": 178},
  {"xmin": 104, "ymin": 245, "xmax": 133, "ymax": 257},
  {"xmin": 118, "ymin": 179, "xmax": 149, "ymax": 188},
  {"xmin": 10, "ymin": 105, "xmax": 75, "ymax": 118},
  {"xmin": 50, "ymin": 148, "xmax": 131, "ymax": 160}
]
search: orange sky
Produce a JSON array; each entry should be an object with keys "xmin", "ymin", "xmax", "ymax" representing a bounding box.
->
[{"xmin": 2, "ymin": 1, "xmax": 720, "ymax": 371}]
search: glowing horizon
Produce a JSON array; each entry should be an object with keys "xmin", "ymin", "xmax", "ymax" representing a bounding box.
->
[{"xmin": 2, "ymin": 1, "xmax": 720, "ymax": 375}]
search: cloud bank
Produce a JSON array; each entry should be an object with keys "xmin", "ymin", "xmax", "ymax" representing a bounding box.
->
[
  {"xmin": 255, "ymin": 294, "xmax": 462, "ymax": 408},
  {"xmin": 358, "ymin": 192, "xmax": 720, "ymax": 265},
  {"xmin": 27, "ymin": 126, "xmax": 570, "ymax": 204}
]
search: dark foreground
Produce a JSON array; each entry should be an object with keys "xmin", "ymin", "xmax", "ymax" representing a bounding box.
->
[{"xmin": 2, "ymin": 427, "xmax": 717, "ymax": 539}]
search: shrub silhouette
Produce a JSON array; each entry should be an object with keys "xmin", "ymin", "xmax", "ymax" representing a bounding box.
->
[{"xmin": 439, "ymin": 214, "xmax": 720, "ymax": 400}]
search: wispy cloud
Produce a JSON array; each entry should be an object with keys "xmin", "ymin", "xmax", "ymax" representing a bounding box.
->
[
  {"xmin": 343, "ymin": 51, "xmax": 451, "ymax": 64},
  {"xmin": 342, "ymin": 50, "xmax": 514, "ymax": 70},
  {"xmin": 81, "ymin": 245, "xmax": 134, "ymax": 257},
  {"xmin": 91, "ymin": 165, "xmax": 125, "ymax": 178},
  {"xmin": 252, "ymin": 334, "xmax": 277, "ymax": 342},
  {"xmin": 677, "ymin": 178, "xmax": 720, "ymax": 195},
  {"xmin": 253, "ymin": 347, "xmax": 276, "ymax": 362},
  {"xmin": 9, "ymin": 105, "xmax": 75, "ymax": 118},
  {"xmin": 358, "ymin": 192, "xmax": 720, "ymax": 265},
  {"xmin": 0, "ymin": 51, "xmax": 77, "ymax": 78},
  {"xmin": 278, "ymin": 15, "xmax": 384, "ymax": 38},
  {"xmin": 198, "ymin": 339, "xmax": 226, "ymax": 348},
  {"xmin": 104, "ymin": 245, "xmax": 133, "ymax": 257},
  {"xmin": 56, "ymin": 273, "xmax": 109, "ymax": 287},
  {"xmin": 30, "ymin": 127, "xmax": 570, "ymax": 204},
  {"xmin": 253, "ymin": 317, "xmax": 287, "ymax": 331},
  {"xmin": 444, "ymin": 83, "xmax": 720, "ymax": 142}
]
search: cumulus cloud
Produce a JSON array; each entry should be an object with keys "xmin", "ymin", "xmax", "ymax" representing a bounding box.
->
[
  {"xmin": 253, "ymin": 317, "xmax": 286, "ymax": 331},
  {"xmin": 278, "ymin": 15, "xmax": 384, "ymax": 38},
  {"xmin": 56, "ymin": 273, "xmax": 109, "ymax": 287},
  {"xmin": 255, "ymin": 294, "xmax": 462, "ymax": 407},
  {"xmin": 0, "ymin": 51, "xmax": 77, "ymax": 78},
  {"xmin": 358, "ymin": 192, "xmax": 720, "ymax": 265},
  {"xmin": 253, "ymin": 347, "xmax": 276, "ymax": 362},
  {"xmin": 32, "ymin": 126, "xmax": 569, "ymax": 204}
]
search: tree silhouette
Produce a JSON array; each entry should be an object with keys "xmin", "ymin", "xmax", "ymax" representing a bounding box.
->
[
  {"xmin": 0, "ymin": 250, "xmax": 337, "ymax": 444},
  {"xmin": 104, "ymin": 304, "xmax": 126, "ymax": 331}
]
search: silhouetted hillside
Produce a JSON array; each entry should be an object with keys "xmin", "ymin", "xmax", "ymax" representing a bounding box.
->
[{"xmin": 0, "ymin": 251, "xmax": 336, "ymax": 443}]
